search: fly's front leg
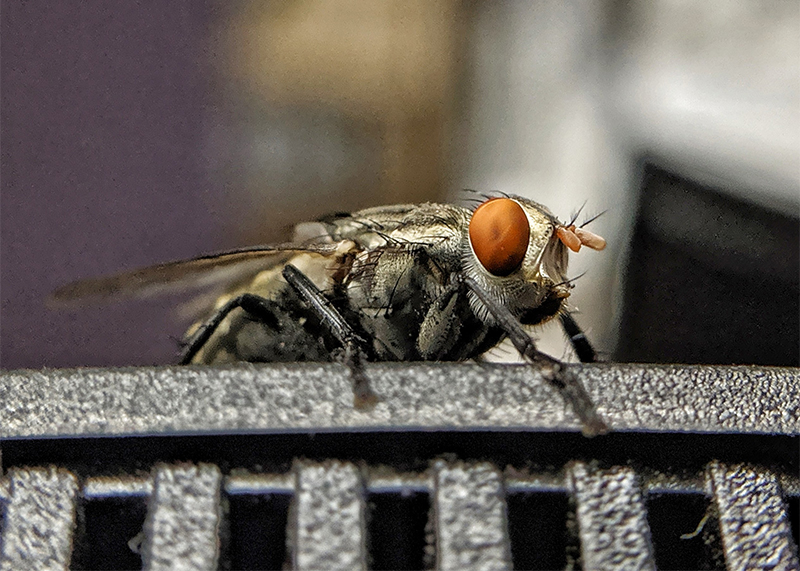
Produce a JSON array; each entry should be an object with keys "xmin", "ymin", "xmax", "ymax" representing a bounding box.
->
[
  {"xmin": 559, "ymin": 312, "xmax": 598, "ymax": 363},
  {"xmin": 464, "ymin": 277, "xmax": 608, "ymax": 436},
  {"xmin": 282, "ymin": 264, "xmax": 378, "ymax": 409},
  {"xmin": 179, "ymin": 293, "xmax": 279, "ymax": 364}
]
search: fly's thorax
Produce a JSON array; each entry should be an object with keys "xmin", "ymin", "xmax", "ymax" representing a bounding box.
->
[
  {"xmin": 337, "ymin": 202, "xmax": 468, "ymax": 312},
  {"xmin": 463, "ymin": 196, "xmax": 570, "ymax": 323}
]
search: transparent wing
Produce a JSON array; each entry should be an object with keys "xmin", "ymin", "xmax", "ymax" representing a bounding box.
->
[{"xmin": 49, "ymin": 243, "xmax": 347, "ymax": 306}]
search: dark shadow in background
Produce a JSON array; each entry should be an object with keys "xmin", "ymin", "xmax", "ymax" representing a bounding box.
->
[{"xmin": 615, "ymin": 163, "xmax": 799, "ymax": 367}]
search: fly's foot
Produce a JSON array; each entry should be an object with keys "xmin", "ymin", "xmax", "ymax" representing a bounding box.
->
[
  {"xmin": 342, "ymin": 345, "xmax": 379, "ymax": 410},
  {"xmin": 352, "ymin": 373, "xmax": 379, "ymax": 410},
  {"xmin": 541, "ymin": 363, "xmax": 608, "ymax": 437}
]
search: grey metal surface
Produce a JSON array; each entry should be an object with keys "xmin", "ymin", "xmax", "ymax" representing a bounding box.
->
[
  {"xmin": 433, "ymin": 461, "xmax": 512, "ymax": 571},
  {"xmin": 0, "ymin": 467, "xmax": 78, "ymax": 571},
  {"xmin": 0, "ymin": 364, "xmax": 797, "ymax": 568},
  {"xmin": 707, "ymin": 462, "xmax": 799, "ymax": 571},
  {"xmin": 83, "ymin": 475, "xmax": 152, "ymax": 499},
  {"xmin": 0, "ymin": 460, "xmax": 796, "ymax": 569},
  {"xmin": 293, "ymin": 461, "xmax": 366, "ymax": 571},
  {"xmin": 142, "ymin": 463, "xmax": 222, "ymax": 571},
  {"xmin": 568, "ymin": 462, "xmax": 656, "ymax": 571},
  {"xmin": 0, "ymin": 363, "xmax": 797, "ymax": 437}
]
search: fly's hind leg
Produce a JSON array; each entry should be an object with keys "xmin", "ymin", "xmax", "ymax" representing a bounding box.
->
[
  {"xmin": 282, "ymin": 264, "xmax": 378, "ymax": 409},
  {"xmin": 464, "ymin": 276, "xmax": 608, "ymax": 436},
  {"xmin": 559, "ymin": 312, "xmax": 598, "ymax": 363},
  {"xmin": 179, "ymin": 294, "xmax": 279, "ymax": 364}
]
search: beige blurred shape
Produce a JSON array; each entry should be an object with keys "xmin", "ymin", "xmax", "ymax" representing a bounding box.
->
[
  {"xmin": 219, "ymin": 0, "xmax": 463, "ymax": 242},
  {"xmin": 231, "ymin": 0, "xmax": 458, "ymax": 116}
]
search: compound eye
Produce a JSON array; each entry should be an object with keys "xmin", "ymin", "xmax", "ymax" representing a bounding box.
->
[{"xmin": 469, "ymin": 198, "xmax": 530, "ymax": 276}]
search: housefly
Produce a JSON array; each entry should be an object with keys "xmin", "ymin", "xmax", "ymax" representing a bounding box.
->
[{"xmin": 52, "ymin": 194, "xmax": 609, "ymax": 435}]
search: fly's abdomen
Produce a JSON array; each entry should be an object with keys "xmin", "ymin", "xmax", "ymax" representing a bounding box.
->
[{"xmin": 189, "ymin": 287, "xmax": 337, "ymax": 365}]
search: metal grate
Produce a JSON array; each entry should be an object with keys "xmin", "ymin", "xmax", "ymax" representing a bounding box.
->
[{"xmin": 0, "ymin": 363, "xmax": 797, "ymax": 570}]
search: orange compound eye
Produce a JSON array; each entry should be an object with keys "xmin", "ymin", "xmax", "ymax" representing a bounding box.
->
[{"xmin": 468, "ymin": 198, "xmax": 530, "ymax": 276}]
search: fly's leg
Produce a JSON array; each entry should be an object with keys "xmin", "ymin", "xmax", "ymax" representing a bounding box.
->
[
  {"xmin": 281, "ymin": 264, "xmax": 378, "ymax": 409},
  {"xmin": 559, "ymin": 312, "xmax": 598, "ymax": 363},
  {"xmin": 464, "ymin": 276, "xmax": 608, "ymax": 436},
  {"xmin": 179, "ymin": 294, "xmax": 279, "ymax": 364}
]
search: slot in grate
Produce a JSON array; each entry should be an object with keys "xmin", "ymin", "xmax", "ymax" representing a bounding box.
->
[
  {"xmin": 506, "ymin": 490, "xmax": 571, "ymax": 570},
  {"xmin": 78, "ymin": 496, "xmax": 148, "ymax": 571},
  {"xmin": 227, "ymin": 492, "xmax": 291, "ymax": 571},
  {"xmin": 646, "ymin": 492, "xmax": 721, "ymax": 571},
  {"xmin": 366, "ymin": 490, "xmax": 430, "ymax": 571}
]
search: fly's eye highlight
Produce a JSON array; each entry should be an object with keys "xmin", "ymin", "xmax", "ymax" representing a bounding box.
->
[{"xmin": 469, "ymin": 198, "xmax": 530, "ymax": 277}]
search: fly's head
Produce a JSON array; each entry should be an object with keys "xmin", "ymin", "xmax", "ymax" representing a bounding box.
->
[{"xmin": 464, "ymin": 196, "xmax": 606, "ymax": 325}]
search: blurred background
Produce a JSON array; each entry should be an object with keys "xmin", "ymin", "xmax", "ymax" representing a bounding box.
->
[{"xmin": 2, "ymin": 0, "xmax": 798, "ymax": 369}]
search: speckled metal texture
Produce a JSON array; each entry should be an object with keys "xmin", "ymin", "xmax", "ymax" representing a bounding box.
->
[
  {"xmin": 707, "ymin": 462, "xmax": 799, "ymax": 571},
  {"xmin": 293, "ymin": 461, "xmax": 366, "ymax": 571},
  {"xmin": 0, "ymin": 363, "xmax": 797, "ymax": 437},
  {"xmin": 0, "ymin": 461, "xmax": 797, "ymax": 569},
  {"xmin": 433, "ymin": 461, "xmax": 512, "ymax": 571},
  {"xmin": 0, "ymin": 467, "xmax": 78, "ymax": 571},
  {"xmin": 142, "ymin": 463, "xmax": 221, "ymax": 571},
  {"xmin": 568, "ymin": 462, "xmax": 656, "ymax": 571}
]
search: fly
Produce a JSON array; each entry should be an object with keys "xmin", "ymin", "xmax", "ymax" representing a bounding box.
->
[{"xmin": 52, "ymin": 194, "xmax": 609, "ymax": 435}]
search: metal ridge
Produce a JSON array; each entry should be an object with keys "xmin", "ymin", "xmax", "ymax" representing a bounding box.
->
[{"xmin": 0, "ymin": 362, "xmax": 796, "ymax": 438}]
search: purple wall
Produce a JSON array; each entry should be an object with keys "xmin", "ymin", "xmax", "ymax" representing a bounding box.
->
[{"xmin": 1, "ymin": 2, "xmax": 223, "ymax": 367}]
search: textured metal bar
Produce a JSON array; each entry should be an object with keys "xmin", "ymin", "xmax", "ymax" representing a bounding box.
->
[
  {"xmin": 224, "ymin": 473, "xmax": 294, "ymax": 495},
  {"xmin": 569, "ymin": 462, "xmax": 656, "ymax": 571},
  {"xmin": 0, "ymin": 467, "xmax": 78, "ymax": 571},
  {"xmin": 0, "ymin": 364, "xmax": 797, "ymax": 438},
  {"xmin": 83, "ymin": 475, "xmax": 152, "ymax": 498},
  {"xmin": 707, "ymin": 462, "xmax": 799, "ymax": 571},
  {"xmin": 433, "ymin": 461, "xmax": 512, "ymax": 571},
  {"xmin": 293, "ymin": 461, "xmax": 366, "ymax": 571},
  {"xmin": 366, "ymin": 472, "xmax": 432, "ymax": 493},
  {"xmin": 142, "ymin": 463, "xmax": 222, "ymax": 571}
]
